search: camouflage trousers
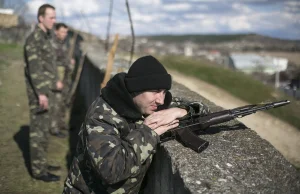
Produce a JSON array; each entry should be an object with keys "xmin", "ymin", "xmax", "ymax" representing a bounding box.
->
[
  {"xmin": 50, "ymin": 92, "xmax": 68, "ymax": 133},
  {"xmin": 63, "ymin": 66, "xmax": 74, "ymax": 104},
  {"xmin": 26, "ymin": 85, "xmax": 56, "ymax": 177},
  {"xmin": 29, "ymin": 107, "xmax": 50, "ymax": 177}
]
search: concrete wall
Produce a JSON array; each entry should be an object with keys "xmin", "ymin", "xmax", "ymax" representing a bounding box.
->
[{"xmin": 142, "ymin": 82, "xmax": 300, "ymax": 194}]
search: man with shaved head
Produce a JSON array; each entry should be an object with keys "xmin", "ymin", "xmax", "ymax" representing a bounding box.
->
[
  {"xmin": 63, "ymin": 55, "xmax": 210, "ymax": 193},
  {"xmin": 24, "ymin": 3, "xmax": 62, "ymax": 182}
]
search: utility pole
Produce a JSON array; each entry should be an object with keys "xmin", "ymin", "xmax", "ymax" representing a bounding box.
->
[
  {"xmin": 0, "ymin": 0, "xmax": 4, "ymax": 8},
  {"xmin": 105, "ymin": 0, "xmax": 113, "ymax": 53},
  {"xmin": 274, "ymin": 58, "xmax": 280, "ymax": 88},
  {"xmin": 126, "ymin": 0, "xmax": 135, "ymax": 66}
]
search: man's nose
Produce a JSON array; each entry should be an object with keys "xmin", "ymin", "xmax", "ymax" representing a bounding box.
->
[{"xmin": 155, "ymin": 92, "xmax": 165, "ymax": 105}]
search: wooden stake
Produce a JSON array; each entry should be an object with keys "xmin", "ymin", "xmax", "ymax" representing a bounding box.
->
[
  {"xmin": 101, "ymin": 34, "xmax": 119, "ymax": 89},
  {"xmin": 67, "ymin": 52, "xmax": 86, "ymax": 105},
  {"xmin": 68, "ymin": 31, "xmax": 78, "ymax": 60}
]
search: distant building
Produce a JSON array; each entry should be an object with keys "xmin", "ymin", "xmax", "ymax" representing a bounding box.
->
[
  {"xmin": 206, "ymin": 50, "xmax": 221, "ymax": 61},
  {"xmin": 0, "ymin": 8, "xmax": 19, "ymax": 28},
  {"xmin": 184, "ymin": 45, "xmax": 193, "ymax": 56},
  {"xmin": 230, "ymin": 53, "xmax": 288, "ymax": 74},
  {"xmin": 184, "ymin": 42, "xmax": 198, "ymax": 57}
]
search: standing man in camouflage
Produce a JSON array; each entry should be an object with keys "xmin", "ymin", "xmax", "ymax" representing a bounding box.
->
[
  {"xmin": 51, "ymin": 22, "xmax": 71, "ymax": 135},
  {"xmin": 63, "ymin": 55, "xmax": 210, "ymax": 193},
  {"xmin": 24, "ymin": 4, "xmax": 62, "ymax": 182}
]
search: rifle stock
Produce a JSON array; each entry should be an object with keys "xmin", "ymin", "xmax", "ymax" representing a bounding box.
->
[{"xmin": 160, "ymin": 100, "xmax": 290, "ymax": 153}]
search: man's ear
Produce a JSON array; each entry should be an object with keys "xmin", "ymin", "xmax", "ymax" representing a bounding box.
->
[{"xmin": 38, "ymin": 15, "xmax": 44, "ymax": 23}]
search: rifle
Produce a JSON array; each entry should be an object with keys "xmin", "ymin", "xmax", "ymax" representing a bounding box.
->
[{"xmin": 160, "ymin": 100, "xmax": 290, "ymax": 153}]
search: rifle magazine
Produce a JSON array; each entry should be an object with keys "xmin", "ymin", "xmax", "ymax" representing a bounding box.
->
[{"xmin": 176, "ymin": 128, "xmax": 209, "ymax": 153}]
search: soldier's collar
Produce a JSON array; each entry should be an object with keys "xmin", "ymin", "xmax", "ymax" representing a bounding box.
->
[
  {"xmin": 54, "ymin": 36, "xmax": 65, "ymax": 44},
  {"xmin": 36, "ymin": 25, "xmax": 51, "ymax": 39}
]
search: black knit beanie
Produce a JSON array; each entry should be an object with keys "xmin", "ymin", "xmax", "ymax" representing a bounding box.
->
[{"xmin": 125, "ymin": 55, "xmax": 172, "ymax": 93}]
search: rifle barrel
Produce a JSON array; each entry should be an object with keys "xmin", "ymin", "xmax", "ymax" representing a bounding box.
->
[
  {"xmin": 233, "ymin": 100, "xmax": 290, "ymax": 118},
  {"xmin": 272, "ymin": 100, "xmax": 290, "ymax": 108}
]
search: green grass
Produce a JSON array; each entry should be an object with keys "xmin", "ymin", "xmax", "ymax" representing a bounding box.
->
[
  {"xmin": 0, "ymin": 43, "xmax": 68, "ymax": 193},
  {"xmin": 0, "ymin": 42, "xmax": 20, "ymax": 50},
  {"xmin": 160, "ymin": 55, "xmax": 300, "ymax": 130},
  {"xmin": 0, "ymin": 43, "xmax": 22, "ymax": 57},
  {"xmin": 0, "ymin": 43, "xmax": 23, "ymax": 68}
]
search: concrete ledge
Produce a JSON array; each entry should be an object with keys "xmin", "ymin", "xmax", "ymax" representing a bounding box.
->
[{"xmin": 143, "ymin": 82, "xmax": 300, "ymax": 194}]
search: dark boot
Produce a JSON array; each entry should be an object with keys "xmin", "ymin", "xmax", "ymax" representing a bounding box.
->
[
  {"xmin": 47, "ymin": 165, "xmax": 61, "ymax": 171},
  {"xmin": 35, "ymin": 172, "xmax": 60, "ymax": 182},
  {"xmin": 50, "ymin": 131, "xmax": 67, "ymax": 138}
]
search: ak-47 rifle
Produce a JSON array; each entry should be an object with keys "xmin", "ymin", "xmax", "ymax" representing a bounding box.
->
[{"xmin": 160, "ymin": 100, "xmax": 290, "ymax": 153}]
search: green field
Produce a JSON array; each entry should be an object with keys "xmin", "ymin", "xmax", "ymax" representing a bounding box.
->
[
  {"xmin": 160, "ymin": 55, "xmax": 300, "ymax": 130},
  {"xmin": 0, "ymin": 43, "xmax": 68, "ymax": 193}
]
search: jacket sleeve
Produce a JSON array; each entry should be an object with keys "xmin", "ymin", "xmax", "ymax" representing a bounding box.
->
[
  {"xmin": 84, "ymin": 115, "xmax": 159, "ymax": 185},
  {"xmin": 170, "ymin": 97, "xmax": 211, "ymax": 120},
  {"xmin": 25, "ymin": 38, "xmax": 51, "ymax": 95}
]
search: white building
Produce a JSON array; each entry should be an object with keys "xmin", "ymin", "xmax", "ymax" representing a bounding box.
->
[
  {"xmin": 230, "ymin": 53, "xmax": 288, "ymax": 75},
  {"xmin": 184, "ymin": 45, "xmax": 193, "ymax": 56}
]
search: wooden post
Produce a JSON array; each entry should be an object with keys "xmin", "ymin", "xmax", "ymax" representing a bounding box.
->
[
  {"xmin": 68, "ymin": 31, "xmax": 78, "ymax": 60},
  {"xmin": 101, "ymin": 34, "xmax": 119, "ymax": 89},
  {"xmin": 67, "ymin": 52, "xmax": 86, "ymax": 105}
]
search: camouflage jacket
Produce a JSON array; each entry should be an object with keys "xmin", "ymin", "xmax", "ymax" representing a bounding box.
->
[
  {"xmin": 24, "ymin": 25, "xmax": 58, "ymax": 96},
  {"xmin": 51, "ymin": 37, "xmax": 69, "ymax": 68},
  {"xmin": 51, "ymin": 37, "xmax": 70, "ymax": 81},
  {"xmin": 63, "ymin": 73, "xmax": 210, "ymax": 194}
]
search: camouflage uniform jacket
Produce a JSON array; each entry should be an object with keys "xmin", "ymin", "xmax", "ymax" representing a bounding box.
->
[
  {"xmin": 51, "ymin": 37, "xmax": 69, "ymax": 68},
  {"xmin": 51, "ymin": 37, "xmax": 70, "ymax": 81},
  {"xmin": 24, "ymin": 25, "xmax": 58, "ymax": 97},
  {"xmin": 63, "ymin": 73, "xmax": 210, "ymax": 194}
]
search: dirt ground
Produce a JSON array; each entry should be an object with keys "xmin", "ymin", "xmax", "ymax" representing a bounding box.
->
[{"xmin": 169, "ymin": 69, "xmax": 300, "ymax": 168}]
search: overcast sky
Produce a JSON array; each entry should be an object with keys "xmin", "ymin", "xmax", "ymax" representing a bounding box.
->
[{"xmin": 7, "ymin": 0, "xmax": 300, "ymax": 40}]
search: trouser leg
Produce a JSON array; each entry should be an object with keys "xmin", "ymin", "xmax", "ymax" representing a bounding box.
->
[
  {"xmin": 49, "ymin": 92, "xmax": 60, "ymax": 134},
  {"xmin": 56, "ymin": 92, "xmax": 67, "ymax": 130},
  {"xmin": 30, "ymin": 110, "xmax": 49, "ymax": 177}
]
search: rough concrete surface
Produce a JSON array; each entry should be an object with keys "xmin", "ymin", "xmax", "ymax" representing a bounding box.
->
[
  {"xmin": 144, "ymin": 82, "xmax": 300, "ymax": 194},
  {"xmin": 169, "ymin": 70, "xmax": 300, "ymax": 168}
]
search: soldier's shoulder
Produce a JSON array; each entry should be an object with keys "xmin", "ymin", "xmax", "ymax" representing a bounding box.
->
[
  {"xmin": 87, "ymin": 97, "xmax": 124, "ymax": 124},
  {"xmin": 25, "ymin": 29, "xmax": 44, "ymax": 44},
  {"xmin": 90, "ymin": 97, "xmax": 116, "ymax": 116},
  {"xmin": 24, "ymin": 32, "xmax": 34, "ymax": 43}
]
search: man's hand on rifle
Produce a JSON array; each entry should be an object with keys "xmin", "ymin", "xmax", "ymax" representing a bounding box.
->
[{"xmin": 143, "ymin": 108, "xmax": 187, "ymax": 135}]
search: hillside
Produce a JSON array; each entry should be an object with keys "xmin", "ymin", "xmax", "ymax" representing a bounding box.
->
[
  {"xmin": 140, "ymin": 34, "xmax": 248, "ymax": 43},
  {"xmin": 159, "ymin": 55, "xmax": 300, "ymax": 130},
  {"xmin": 136, "ymin": 33, "xmax": 300, "ymax": 51},
  {"xmin": 140, "ymin": 33, "xmax": 300, "ymax": 44}
]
